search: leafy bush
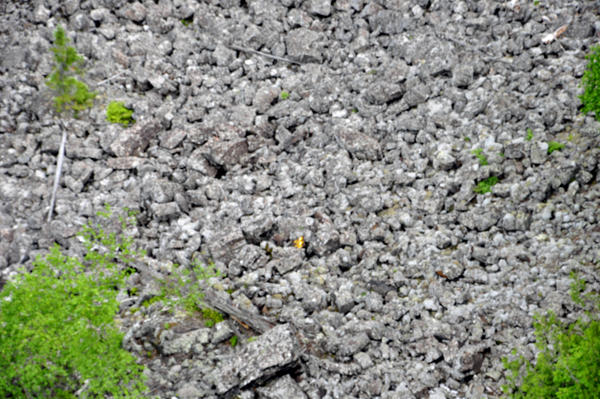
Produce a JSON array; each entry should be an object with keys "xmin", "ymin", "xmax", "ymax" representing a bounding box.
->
[
  {"xmin": 106, "ymin": 101, "xmax": 135, "ymax": 126},
  {"xmin": 503, "ymin": 272, "xmax": 600, "ymax": 399},
  {"xmin": 473, "ymin": 176, "xmax": 499, "ymax": 194},
  {"xmin": 280, "ymin": 91, "xmax": 290, "ymax": 100},
  {"xmin": 471, "ymin": 148, "xmax": 489, "ymax": 166},
  {"xmin": 0, "ymin": 205, "xmax": 147, "ymax": 398},
  {"xmin": 579, "ymin": 44, "xmax": 600, "ymax": 123},
  {"xmin": 548, "ymin": 141, "xmax": 565, "ymax": 155},
  {"xmin": 46, "ymin": 25, "xmax": 97, "ymax": 118}
]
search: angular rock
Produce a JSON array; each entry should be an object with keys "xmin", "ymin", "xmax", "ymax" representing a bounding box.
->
[
  {"xmin": 334, "ymin": 127, "xmax": 381, "ymax": 161},
  {"xmin": 109, "ymin": 119, "xmax": 161, "ymax": 157},
  {"xmin": 286, "ymin": 28, "xmax": 322, "ymax": 63},
  {"xmin": 205, "ymin": 226, "xmax": 246, "ymax": 265},
  {"xmin": 364, "ymin": 81, "xmax": 405, "ymax": 105},
  {"xmin": 119, "ymin": 2, "xmax": 147, "ymax": 22},
  {"xmin": 216, "ymin": 324, "xmax": 302, "ymax": 397},
  {"xmin": 256, "ymin": 374, "xmax": 307, "ymax": 399}
]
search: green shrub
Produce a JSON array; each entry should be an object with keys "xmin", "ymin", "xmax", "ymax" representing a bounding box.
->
[
  {"xmin": 280, "ymin": 91, "xmax": 289, "ymax": 100},
  {"xmin": 503, "ymin": 272, "xmax": 600, "ymax": 399},
  {"xmin": 471, "ymin": 148, "xmax": 489, "ymax": 166},
  {"xmin": 230, "ymin": 336, "xmax": 238, "ymax": 347},
  {"xmin": 46, "ymin": 25, "xmax": 97, "ymax": 118},
  {"xmin": 106, "ymin": 101, "xmax": 135, "ymax": 125},
  {"xmin": 157, "ymin": 259, "xmax": 223, "ymax": 316},
  {"xmin": 0, "ymin": 205, "xmax": 147, "ymax": 398},
  {"xmin": 548, "ymin": 141, "xmax": 565, "ymax": 155},
  {"xmin": 473, "ymin": 176, "xmax": 499, "ymax": 194},
  {"xmin": 579, "ymin": 44, "xmax": 600, "ymax": 124}
]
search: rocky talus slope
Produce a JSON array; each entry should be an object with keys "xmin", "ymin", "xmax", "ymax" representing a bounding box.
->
[{"xmin": 2, "ymin": 0, "xmax": 600, "ymax": 398}]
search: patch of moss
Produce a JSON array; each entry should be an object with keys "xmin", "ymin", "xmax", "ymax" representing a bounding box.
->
[
  {"xmin": 202, "ymin": 308, "xmax": 224, "ymax": 327},
  {"xmin": 106, "ymin": 101, "xmax": 134, "ymax": 126}
]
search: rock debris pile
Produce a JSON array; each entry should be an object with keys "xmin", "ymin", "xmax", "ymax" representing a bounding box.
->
[{"xmin": 1, "ymin": 0, "xmax": 600, "ymax": 398}]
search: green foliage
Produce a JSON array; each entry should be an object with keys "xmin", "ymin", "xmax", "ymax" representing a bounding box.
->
[
  {"xmin": 548, "ymin": 141, "xmax": 565, "ymax": 154},
  {"xmin": 202, "ymin": 308, "xmax": 225, "ymax": 328},
  {"xmin": 181, "ymin": 17, "xmax": 193, "ymax": 27},
  {"xmin": 503, "ymin": 272, "xmax": 600, "ymax": 399},
  {"xmin": 230, "ymin": 336, "xmax": 238, "ymax": 347},
  {"xmin": 157, "ymin": 259, "xmax": 223, "ymax": 316},
  {"xmin": 106, "ymin": 101, "xmax": 135, "ymax": 126},
  {"xmin": 141, "ymin": 295, "xmax": 163, "ymax": 308},
  {"xmin": 471, "ymin": 148, "xmax": 489, "ymax": 166},
  {"xmin": 45, "ymin": 25, "xmax": 97, "ymax": 118},
  {"xmin": 473, "ymin": 176, "xmax": 499, "ymax": 194},
  {"xmin": 0, "ymin": 204, "xmax": 147, "ymax": 398},
  {"xmin": 247, "ymin": 337, "xmax": 258, "ymax": 343},
  {"xmin": 464, "ymin": 137, "xmax": 471, "ymax": 142},
  {"xmin": 351, "ymin": 108, "xmax": 358, "ymax": 113},
  {"xmin": 280, "ymin": 91, "xmax": 289, "ymax": 100},
  {"xmin": 526, "ymin": 129, "xmax": 534, "ymax": 141},
  {"xmin": 579, "ymin": 44, "xmax": 600, "ymax": 123}
]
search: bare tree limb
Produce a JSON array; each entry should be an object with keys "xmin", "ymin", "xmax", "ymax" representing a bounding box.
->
[
  {"xmin": 228, "ymin": 44, "xmax": 302, "ymax": 65},
  {"xmin": 202, "ymin": 289, "xmax": 277, "ymax": 334},
  {"xmin": 47, "ymin": 120, "xmax": 68, "ymax": 222},
  {"xmin": 96, "ymin": 70, "xmax": 128, "ymax": 86}
]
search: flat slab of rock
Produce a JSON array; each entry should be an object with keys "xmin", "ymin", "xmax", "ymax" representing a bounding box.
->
[
  {"xmin": 216, "ymin": 323, "xmax": 302, "ymax": 398},
  {"xmin": 255, "ymin": 374, "xmax": 307, "ymax": 399},
  {"xmin": 109, "ymin": 119, "xmax": 161, "ymax": 157}
]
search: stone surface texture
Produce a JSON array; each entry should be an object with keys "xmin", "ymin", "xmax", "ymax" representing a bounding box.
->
[{"xmin": 1, "ymin": 0, "xmax": 600, "ymax": 398}]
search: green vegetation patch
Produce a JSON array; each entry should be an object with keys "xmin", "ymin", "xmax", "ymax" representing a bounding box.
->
[
  {"xmin": 106, "ymin": 101, "xmax": 135, "ymax": 126},
  {"xmin": 471, "ymin": 148, "xmax": 489, "ymax": 166},
  {"xmin": 0, "ymin": 204, "xmax": 146, "ymax": 398},
  {"xmin": 579, "ymin": 44, "xmax": 600, "ymax": 125},
  {"xmin": 473, "ymin": 176, "xmax": 499, "ymax": 194},
  {"xmin": 280, "ymin": 91, "xmax": 289, "ymax": 100},
  {"xmin": 202, "ymin": 308, "xmax": 225, "ymax": 328},
  {"xmin": 548, "ymin": 141, "xmax": 565, "ymax": 154},
  {"xmin": 526, "ymin": 128, "xmax": 534, "ymax": 141},
  {"xmin": 503, "ymin": 272, "xmax": 600, "ymax": 399}
]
